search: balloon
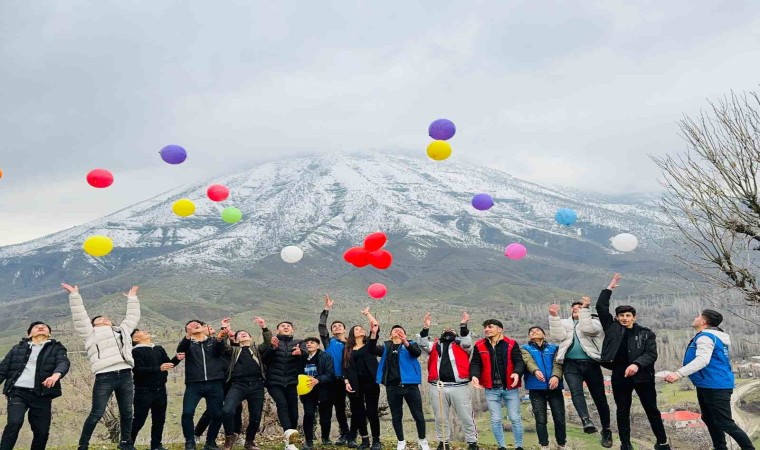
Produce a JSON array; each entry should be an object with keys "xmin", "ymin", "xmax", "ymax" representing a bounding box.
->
[
  {"xmin": 172, "ymin": 199, "xmax": 196, "ymax": 217},
  {"xmin": 0, "ymin": 168, "xmax": 4, "ymax": 178},
  {"xmin": 159, "ymin": 145, "xmax": 187, "ymax": 165},
  {"xmin": 83, "ymin": 235, "xmax": 114, "ymax": 257},
  {"xmin": 471, "ymin": 193, "xmax": 494, "ymax": 211},
  {"xmin": 611, "ymin": 233, "xmax": 639, "ymax": 252},
  {"xmin": 221, "ymin": 207, "xmax": 243, "ymax": 224},
  {"xmin": 368, "ymin": 250, "xmax": 393, "ymax": 270},
  {"xmin": 367, "ymin": 283, "xmax": 387, "ymax": 299},
  {"xmin": 364, "ymin": 232, "xmax": 387, "ymax": 252},
  {"xmin": 343, "ymin": 247, "xmax": 370, "ymax": 267},
  {"xmin": 86, "ymin": 169, "xmax": 114, "ymax": 188},
  {"xmin": 504, "ymin": 243, "xmax": 527, "ymax": 260},
  {"xmin": 428, "ymin": 119, "xmax": 456, "ymax": 140},
  {"xmin": 207, "ymin": 184, "xmax": 230, "ymax": 202},
  {"xmin": 281, "ymin": 246, "xmax": 304, "ymax": 263},
  {"xmin": 297, "ymin": 374, "xmax": 314, "ymax": 396},
  {"xmin": 426, "ymin": 140, "xmax": 452, "ymax": 161},
  {"xmin": 555, "ymin": 208, "xmax": 577, "ymax": 226}
]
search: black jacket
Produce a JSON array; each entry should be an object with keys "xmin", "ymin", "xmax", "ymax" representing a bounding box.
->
[
  {"xmin": 0, "ymin": 338, "xmax": 70, "ymax": 398},
  {"xmin": 132, "ymin": 344, "xmax": 181, "ymax": 388},
  {"xmin": 224, "ymin": 327, "xmax": 272, "ymax": 382},
  {"xmin": 300, "ymin": 349, "xmax": 335, "ymax": 401},
  {"xmin": 177, "ymin": 336, "xmax": 227, "ymax": 383},
  {"xmin": 596, "ymin": 289, "xmax": 658, "ymax": 383},
  {"xmin": 262, "ymin": 335, "xmax": 306, "ymax": 387}
]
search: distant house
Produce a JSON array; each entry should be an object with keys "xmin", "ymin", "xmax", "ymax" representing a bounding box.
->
[{"xmin": 661, "ymin": 410, "xmax": 705, "ymax": 429}]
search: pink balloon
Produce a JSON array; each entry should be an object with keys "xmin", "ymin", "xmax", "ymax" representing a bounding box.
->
[
  {"xmin": 504, "ymin": 243, "xmax": 527, "ymax": 260},
  {"xmin": 367, "ymin": 283, "xmax": 387, "ymax": 299}
]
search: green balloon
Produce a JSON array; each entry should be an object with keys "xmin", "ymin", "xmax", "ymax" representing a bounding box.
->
[{"xmin": 221, "ymin": 207, "xmax": 243, "ymax": 224}]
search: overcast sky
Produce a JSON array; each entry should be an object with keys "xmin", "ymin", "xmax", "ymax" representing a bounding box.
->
[{"xmin": 2, "ymin": 1, "xmax": 760, "ymax": 246}]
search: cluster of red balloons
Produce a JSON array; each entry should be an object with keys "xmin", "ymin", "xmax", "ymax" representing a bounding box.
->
[{"xmin": 343, "ymin": 232, "xmax": 393, "ymax": 270}]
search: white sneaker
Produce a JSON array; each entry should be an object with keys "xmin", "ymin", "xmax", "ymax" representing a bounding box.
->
[
  {"xmin": 396, "ymin": 440, "xmax": 407, "ymax": 450},
  {"xmin": 285, "ymin": 445, "xmax": 299, "ymax": 450},
  {"xmin": 284, "ymin": 429, "xmax": 300, "ymax": 444},
  {"xmin": 418, "ymin": 439, "xmax": 430, "ymax": 450},
  {"xmin": 540, "ymin": 446, "xmax": 550, "ymax": 450}
]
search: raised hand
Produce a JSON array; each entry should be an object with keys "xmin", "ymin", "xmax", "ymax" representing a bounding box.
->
[
  {"xmin": 216, "ymin": 328, "xmax": 229, "ymax": 340},
  {"xmin": 370, "ymin": 321, "xmax": 379, "ymax": 334},
  {"xmin": 220, "ymin": 318, "xmax": 231, "ymax": 329},
  {"xmin": 324, "ymin": 294, "xmax": 334, "ymax": 310},
  {"xmin": 176, "ymin": 352, "xmax": 185, "ymax": 361},
  {"xmin": 548, "ymin": 304, "xmax": 561, "ymax": 317},
  {"xmin": 254, "ymin": 316, "xmax": 266, "ymax": 328},
  {"xmin": 292, "ymin": 345, "xmax": 302, "ymax": 356},
  {"xmin": 42, "ymin": 373, "xmax": 61, "ymax": 388},
  {"xmin": 471, "ymin": 376, "xmax": 484, "ymax": 390},
  {"xmin": 361, "ymin": 307, "xmax": 370, "ymax": 316},
  {"xmin": 548, "ymin": 376, "xmax": 559, "ymax": 390},
  {"xmin": 271, "ymin": 336, "xmax": 280, "ymax": 348},
  {"xmin": 581, "ymin": 296, "xmax": 591, "ymax": 308},
  {"xmin": 423, "ymin": 312, "xmax": 432, "ymax": 329},
  {"xmin": 61, "ymin": 283, "xmax": 78, "ymax": 294},
  {"xmin": 510, "ymin": 373, "xmax": 520, "ymax": 388},
  {"xmin": 608, "ymin": 273, "xmax": 622, "ymax": 290},
  {"xmin": 461, "ymin": 311, "xmax": 470, "ymax": 324},
  {"xmin": 534, "ymin": 370, "xmax": 546, "ymax": 382},
  {"xmin": 160, "ymin": 362, "xmax": 175, "ymax": 371},
  {"xmin": 123, "ymin": 286, "xmax": 139, "ymax": 297},
  {"xmin": 396, "ymin": 329, "xmax": 408, "ymax": 342}
]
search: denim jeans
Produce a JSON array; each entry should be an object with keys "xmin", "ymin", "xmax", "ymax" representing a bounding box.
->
[
  {"xmin": 563, "ymin": 359, "xmax": 611, "ymax": 429},
  {"xmin": 697, "ymin": 388, "xmax": 755, "ymax": 450},
  {"xmin": 223, "ymin": 380, "xmax": 265, "ymax": 441},
  {"xmin": 529, "ymin": 389, "xmax": 566, "ymax": 447},
  {"xmin": 484, "ymin": 388, "xmax": 523, "ymax": 448},
  {"xmin": 79, "ymin": 369, "xmax": 134, "ymax": 448},
  {"xmin": 182, "ymin": 380, "xmax": 225, "ymax": 445},
  {"xmin": 0, "ymin": 388, "xmax": 52, "ymax": 450}
]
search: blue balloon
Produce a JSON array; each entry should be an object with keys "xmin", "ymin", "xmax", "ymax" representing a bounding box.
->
[
  {"xmin": 159, "ymin": 145, "xmax": 187, "ymax": 165},
  {"xmin": 471, "ymin": 193, "xmax": 494, "ymax": 211},
  {"xmin": 555, "ymin": 208, "xmax": 577, "ymax": 226},
  {"xmin": 428, "ymin": 119, "xmax": 456, "ymax": 141}
]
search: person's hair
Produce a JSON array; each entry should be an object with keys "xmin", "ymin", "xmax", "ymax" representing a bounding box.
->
[
  {"xmin": 528, "ymin": 326, "xmax": 545, "ymax": 335},
  {"xmin": 571, "ymin": 301, "xmax": 583, "ymax": 308},
  {"xmin": 90, "ymin": 315, "xmax": 109, "ymax": 326},
  {"xmin": 277, "ymin": 321, "xmax": 294, "ymax": 328},
  {"xmin": 185, "ymin": 319, "xmax": 205, "ymax": 331},
  {"xmin": 615, "ymin": 305, "xmax": 636, "ymax": 316},
  {"xmin": 27, "ymin": 321, "xmax": 51, "ymax": 335},
  {"xmin": 331, "ymin": 320, "xmax": 345, "ymax": 329},
  {"xmin": 304, "ymin": 336, "xmax": 320, "ymax": 344},
  {"xmin": 343, "ymin": 325, "xmax": 365, "ymax": 370},
  {"xmin": 130, "ymin": 328, "xmax": 141, "ymax": 343},
  {"xmin": 235, "ymin": 330, "xmax": 250, "ymax": 340},
  {"xmin": 390, "ymin": 325, "xmax": 405, "ymax": 334},
  {"xmin": 701, "ymin": 309, "xmax": 724, "ymax": 327},
  {"xmin": 482, "ymin": 319, "xmax": 504, "ymax": 329}
]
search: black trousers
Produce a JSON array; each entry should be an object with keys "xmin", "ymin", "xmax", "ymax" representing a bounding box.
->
[
  {"xmin": 348, "ymin": 379, "xmax": 381, "ymax": 439},
  {"xmin": 131, "ymin": 386, "xmax": 168, "ymax": 449},
  {"xmin": 300, "ymin": 390, "xmax": 333, "ymax": 443},
  {"xmin": 563, "ymin": 359, "xmax": 611, "ymax": 429},
  {"xmin": 223, "ymin": 380, "xmax": 265, "ymax": 441},
  {"xmin": 324, "ymin": 378, "xmax": 350, "ymax": 436},
  {"xmin": 529, "ymin": 389, "xmax": 566, "ymax": 446},
  {"xmin": 386, "ymin": 384, "xmax": 426, "ymax": 441},
  {"xmin": 267, "ymin": 384, "xmax": 299, "ymax": 431},
  {"xmin": 697, "ymin": 387, "xmax": 755, "ymax": 450},
  {"xmin": 611, "ymin": 374, "xmax": 667, "ymax": 445},
  {"xmin": 0, "ymin": 388, "xmax": 52, "ymax": 450},
  {"xmin": 182, "ymin": 380, "xmax": 225, "ymax": 445},
  {"xmin": 196, "ymin": 382, "xmax": 242, "ymax": 437}
]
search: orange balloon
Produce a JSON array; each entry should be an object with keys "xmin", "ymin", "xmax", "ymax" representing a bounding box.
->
[{"xmin": 0, "ymin": 168, "xmax": 3, "ymax": 178}]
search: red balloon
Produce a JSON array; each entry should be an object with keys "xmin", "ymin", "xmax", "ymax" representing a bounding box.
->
[
  {"xmin": 368, "ymin": 250, "xmax": 393, "ymax": 270},
  {"xmin": 343, "ymin": 247, "xmax": 370, "ymax": 267},
  {"xmin": 367, "ymin": 283, "xmax": 387, "ymax": 299},
  {"xmin": 86, "ymin": 169, "xmax": 114, "ymax": 188},
  {"xmin": 363, "ymin": 232, "xmax": 387, "ymax": 252},
  {"xmin": 207, "ymin": 184, "xmax": 230, "ymax": 202}
]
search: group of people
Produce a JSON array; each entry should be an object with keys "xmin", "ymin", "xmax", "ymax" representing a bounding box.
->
[{"xmin": 0, "ymin": 274, "xmax": 755, "ymax": 450}]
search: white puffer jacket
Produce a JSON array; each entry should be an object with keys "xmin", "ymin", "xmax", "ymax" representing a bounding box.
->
[
  {"xmin": 69, "ymin": 292, "xmax": 141, "ymax": 374},
  {"xmin": 548, "ymin": 307, "xmax": 604, "ymax": 362}
]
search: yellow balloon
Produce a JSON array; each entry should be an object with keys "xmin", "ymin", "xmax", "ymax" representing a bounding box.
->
[
  {"xmin": 426, "ymin": 140, "xmax": 452, "ymax": 161},
  {"xmin": 83, "ymin": 235, "xmax": 114, "ymax": 257},
  {"xmin": 297, "ymin": 374, "xmax": 314, "ymax": 396},
  {"xmin": 173, "ymin": 198, "xmax": 196, "ymax": 217}
]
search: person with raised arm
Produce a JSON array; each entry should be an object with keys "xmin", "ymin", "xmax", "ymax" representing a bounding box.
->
[
  {"xmin": 520, "ymin": 326, "xmax": 566, "ymax": 450},
  {"xmin": 317, "ymin": 294, "xmax": 351, "ymax": 445},
  {"xmin": 130, "ymin": 328, "xmax": 183, "ymax": 450},
  {"xmin": 664, "ymin": 310, "xmax": 755, "ymax": 450},
  {"xmin": 469, "ymin": 319, "xmax": 525, "ymax": 450},
  {"xmin": 596, "ymin": 273, "xmax": 670, "ymax": 450},
  {"xmin": 343, "ymin": 308, "xmax": 383, "ymax": 450},
  {"xmin": 221, "ymin": 317, "xmax": 272, "ymax": 450},
  {"xmin": 63, "ymin": 283, "xmax": 140, "ymax": 450},
  {"xmin": 369, "ymin": 318, "xmax": 428, "ymax": 450},
  {"xmin": 547, "ymin": 295, "xmax": 612, "ymax": 447},
  {"xmin": 177, "ymin": 319, "xmax": 228, "ymax": 450},
  {"xmin": 298, "ymin": 336, "xmax": 336, "ymax": 450},
  {"xmin": 0, "ymin": 321, "xmax": 70, "ymax": 450},
  {"xmin": 418, "ymin": 311, "xmax": 478, "ymax": 450},
  {"xmin": 261, "ymin": 320, "xmax": 306, "ymax": 449}
]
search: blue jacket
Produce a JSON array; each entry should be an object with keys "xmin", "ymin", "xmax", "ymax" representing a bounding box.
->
[
  {"xmin": 324, "ymin": 337, "xmax": 345, "ymax": 377},
  {"xmin": 520, "ymin": 341, "xmax": 563, "ymax": 391},
  {"xmin": 683, "ymin": 331, "xmax": 734, "ymax": 389},
  {"xmin": 373, "ymin": 340, "xmax": 422, "ymax": 385}
]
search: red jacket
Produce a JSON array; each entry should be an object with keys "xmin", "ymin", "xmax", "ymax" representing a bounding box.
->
[
  {"xmin": 471, "ymin": 337, "xmax": 523, "ymax": 389},
  {"xmin": 427, "ymin": 340, "xmax": 471, "ymax": 383}
]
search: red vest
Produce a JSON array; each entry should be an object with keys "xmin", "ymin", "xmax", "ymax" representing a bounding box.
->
[
  {"xmin": 427, "ymin": 340, "xmax": 471, "ymax": 382},
  {"xmin": 474, "ymin": 337, "xmax": 522, "ymax": 389}
]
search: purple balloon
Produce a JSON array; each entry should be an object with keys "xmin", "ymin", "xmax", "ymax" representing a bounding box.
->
[
  {"xmin": 471, "ymin": 193, "xmax": 494, "ymax": 211},
  {"xmin": 159, "ymin": 145, "xmax": 187, "ymax": 165},
  {"xmin": 428, "ymin": 119, "xmax": 456, "ymax": 140}
]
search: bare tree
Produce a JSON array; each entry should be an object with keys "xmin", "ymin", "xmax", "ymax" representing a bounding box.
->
[{"xmin": 653, "ymin": 91, "xmax": 760, "ymax": 314}]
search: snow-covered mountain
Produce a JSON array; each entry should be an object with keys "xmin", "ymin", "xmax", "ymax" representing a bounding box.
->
[{"xmin": 0, "ymin": 153, "xmax": 675, "ymax": 301}]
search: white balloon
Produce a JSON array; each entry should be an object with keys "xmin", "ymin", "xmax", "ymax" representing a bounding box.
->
[
  {"xmin": 611, "ymin": 233, "xmax": 639, "ymax": 252},
  {"xmin": 280, "ymin": 245, "xmax": 304, "ymax": 263}
]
